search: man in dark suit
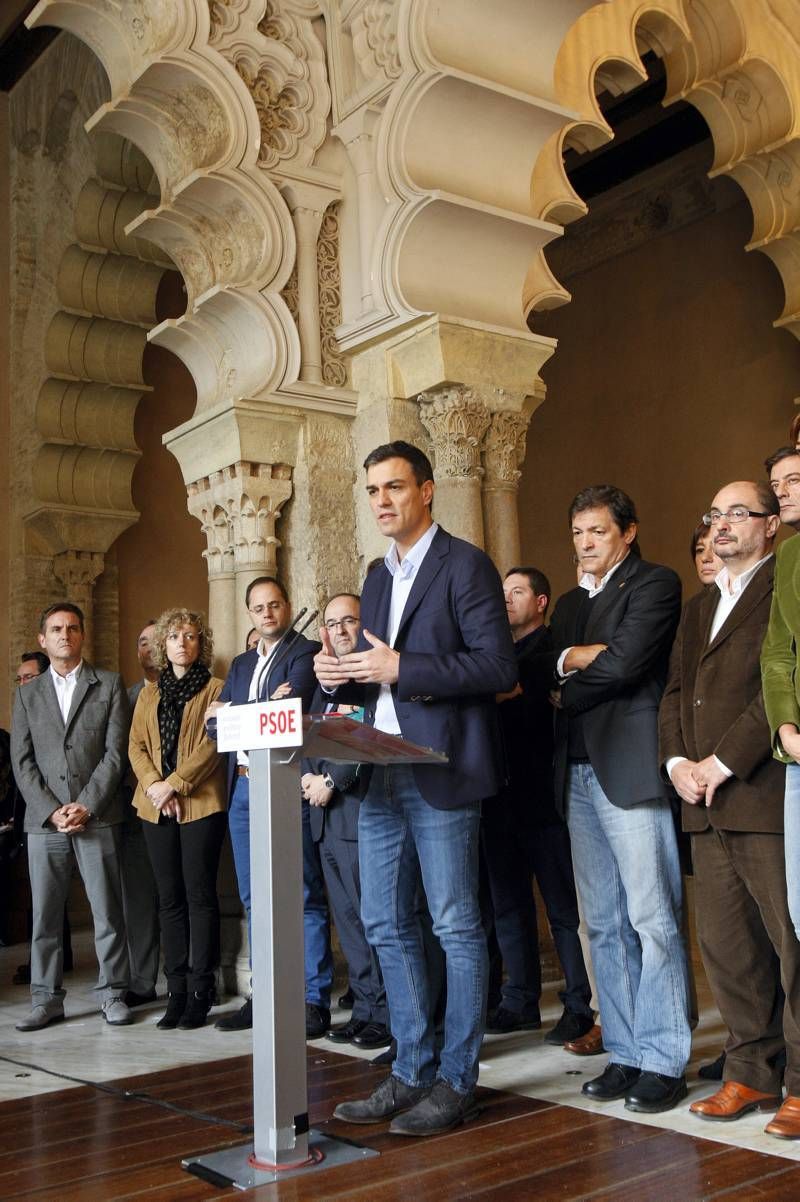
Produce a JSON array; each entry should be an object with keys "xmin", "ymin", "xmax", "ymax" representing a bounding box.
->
[
  {"xmin": 660, "ymin": 480, "xmax": 800, "ymax": 1133},
  {"xmin": 316, "ymin": 440, "xmax": 517, "ymax": 1137},
  {"xmin": 206, "ymin": 576, "xmax": 322, "ymax": 1034},
  {"xmin": 549, "ymin": 485, "xmax": 690, "ymax": 1113},
  {"xmin": 482, "ymin": 567, "xmax": 592, "ymax": 1043},
  {"xmin": 302, "ymin": 592, "xmax": 390, "ymax": 1050},
  {"xmin": 11, "ymin": 602, "xmax": 132, "ymax": 1030}
]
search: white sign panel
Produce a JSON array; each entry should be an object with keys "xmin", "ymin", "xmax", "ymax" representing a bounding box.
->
[{"xmin": 216, "ymin": 698, "xmax": 303, "ymax": 752}]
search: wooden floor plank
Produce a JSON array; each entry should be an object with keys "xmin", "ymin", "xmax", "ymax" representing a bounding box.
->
[{"xmin": 2, "ymin": 1048, "xmax": 799, "ymax": 1202}]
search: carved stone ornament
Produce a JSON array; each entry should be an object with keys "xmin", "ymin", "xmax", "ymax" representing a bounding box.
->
[
  {"xmin": 187, "ymin": 461, "xmax": 294, "ymax": 578},
  {"xmin": 351, "ymin": 0, "xmax": 401, "ymax": 85},
  {"xmin": 318, "ymin": 204, "xmax": 348, "ymax": 387},
  {"xmin": 482, "ymin": 412, "xmax": 529, "ymax": 488},
  {"xmin": 418, "ymin": 388, "xmax": 491, "ymax": 480}
]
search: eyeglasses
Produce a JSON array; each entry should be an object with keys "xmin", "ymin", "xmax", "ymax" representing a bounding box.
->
[
  {"xmin": 702, "ymin": 508, "xmax": 770, "ymax": 526},
  {"xmin": 324, "ymin": 617, "xmax": 360, "ymax": 631},
  {"xmin": 14, "ymin": 671, "xmax": 40, "ymax": 684},
  {"xmin": 249, "ymin": 601, "xmax": 286, "ymax": 615}
]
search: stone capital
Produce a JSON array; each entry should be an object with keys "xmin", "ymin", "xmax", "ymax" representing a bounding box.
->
[
  {"xmin": 418, "ymin": 386, "xmax": 491, "ymax": 481},
  {"xmin": 52, "ymin": 549, "xmax": 105, "ymax": 592},
  {"xmin": 186, "ymin": 461, "xmax": 294, "ymax": 578}
]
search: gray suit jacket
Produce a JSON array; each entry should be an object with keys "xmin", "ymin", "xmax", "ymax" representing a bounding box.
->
[{"xmin": 11, "ymin": 662, "xmax": 130, "ymax": 831}]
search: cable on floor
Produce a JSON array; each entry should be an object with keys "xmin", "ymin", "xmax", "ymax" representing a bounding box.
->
[{"xmin": 0, "ymin": 1053, "xmax": 254, "ymax": 1132}]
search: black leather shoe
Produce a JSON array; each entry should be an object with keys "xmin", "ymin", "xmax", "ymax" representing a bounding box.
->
[
  {"xmin": 582, "ymin": 1063, "xmax": 641, "ymax": 1101},
  {"xmin": 484, "ymin": 1006, "xmax": 541, "ymax": 1034},
  {"xmin": 215, "ymin": 998, "xmax": 252, "ymax": 1031},
  {"xmin": 373, "ymin": 1038, "xmax": 397, "ymax": 1066},
  {"xmin": 337, "ymin": 988, "xmax": 354, "ymax": 1010},
  {"xmin": 698, "ymin": 1051, "xmax": 726, "ymax": 1081},
  {"xmin": 352, "ymin": 1022, "xmax": 393, "ymax": 1049},
  {"xmin": 306, "ymin": 1003, "xmax": 331, "ymax": 1039},
  {"xmin": 334, "ymin": 1074, "xmax": 430, "ymax": 1124},
  {"xmin": 156, "ymin": 993, "xmax": 187, "ymax": 1030},
  {"xmin": 328, "ymin": 1018, "xmax": 368, "ymax": 1044},
  {"xmin": 124, "ymin": 989, "xmax": 158, "ymax": 1008},
  {"xmin": 389, "ymin": 1079, "xmax": 480, "ymax": 1136},
  {"xmin": 625, "ymin": 1071, "xmax": 687, "ymax": 1114},
  {"xmin": 544, "ymin": 1009, "xmax": 594, "ymax": 1045}
]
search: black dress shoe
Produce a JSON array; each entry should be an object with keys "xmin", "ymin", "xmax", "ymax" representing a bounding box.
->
[
  {"xmin": 352, "ymin": 1022, "xmax": 393, "ymax": 1049},
  {"xmin": 389, "ymin": 1079, "xmax": 480, "ymax": 1136},
  {"xmin": 373, "ymin": 1038, "xmax": 397, "ymax": 1066},
  {"xmin": 544, "ymin": 1009, "xmax": 594, "ymax": 1046},
  {"xmin": 328, "ymin": 1018, "xmax": 368, "ymax": 1044},
  {"xmin": 582, "ymin": 1063, "xmax": 641, "ymax": 1101},
  {"xmin": 124, "ymin": 989, "xmax": 158, "ymax": 1008},
  {"xmin": 698, "ymin": 1051, "xmax": 726, "ymax": 1081},
  {"xmin": 484, "ymin": 1006, "xmax": 541, "ymax": 1034},
  {"xmin": 215, "ymin": 998, "xmax": 252, "ymax": 1031},
  {"xmin": 625, "ymin": 1071, "xmax": 687, "ymax": 1114},
  {"xmin": 337, "ymin": 988, "xmax": 354, "ymax": 1010},
  {"xmin": 306, "ymin": 1003, "xmax": 331, "ymax": 1039}
]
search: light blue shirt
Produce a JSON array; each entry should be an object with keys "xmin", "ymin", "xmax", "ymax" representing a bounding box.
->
[{"xmin": 374, "ymin": 522, "xmax": 439, "ymax": 734}]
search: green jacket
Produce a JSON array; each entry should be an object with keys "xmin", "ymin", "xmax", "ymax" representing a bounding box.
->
[{"xmin": 762, "ymin": 533, "xmax": 800, "ymax": 761}]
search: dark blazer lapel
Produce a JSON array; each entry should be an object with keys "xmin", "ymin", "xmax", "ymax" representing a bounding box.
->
[
  {"xmin": 64, "ymin": 663, "xmax": 97, "ymax": 735},
  {"xmin": 703, "ymin": 558, "xmax": 774, "ymax": 658},
  {"xmin": 394, "ymin": 527, "xmax": 449, "ymax": 645},
  {"xmin": 584, "ymin": 553, "xmax": 640, "ymax": 638},
  {"xmin": 368, "ymin": 564, "xmax": 392, "ymax": 644}
]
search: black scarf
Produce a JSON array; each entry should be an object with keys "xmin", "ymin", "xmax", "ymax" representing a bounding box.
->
[{"xmin": 157, "ymin": 660, "xmax": 210, "ymax": 777}]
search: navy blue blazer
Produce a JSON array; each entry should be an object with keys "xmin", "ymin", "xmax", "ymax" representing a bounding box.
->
[
  {"xmin": 219, "ymin": 632, "xmax": 319, "ymax": 799},
  {"xmin": 304, "ymin": 685, "xmax": 361, "ymax": 842},
  {"xmin": 338, "ymin": 526, "xmax": 517, "ymax": 809}
]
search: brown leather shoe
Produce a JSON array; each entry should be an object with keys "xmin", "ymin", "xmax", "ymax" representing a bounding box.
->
[
  {"xmin": 765, "ymin": 1095, "xmax": 800, "ymax": 1139},
  {"xmin": 690, "ymin": 1081, "xmax": 781, "ymax": 1122},
  {"xmin": 564, "ymin": 1023, "xmax": 604, "ymax": 1056}
]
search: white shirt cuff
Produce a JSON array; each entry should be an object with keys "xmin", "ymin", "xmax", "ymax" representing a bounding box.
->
[
  {"xmin": 713, "ymin": 755, "xmax": 733, "ymax": 779},
  {"xmin": 556, "ymin": 648, "xmax": 578, "ymax": 681},
  {"xmin": 665, "ymin": 756, "xmax": 687, "ymax": 782}
]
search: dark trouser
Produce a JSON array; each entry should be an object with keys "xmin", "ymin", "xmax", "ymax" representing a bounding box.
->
[
  {"xmin": 692, "ymin": 828, "xmax": 800, "ymax": 1095},
  {"xmin": 142, "ymin": 811, "xmax": 227, "ymax": 994},
  {"xmin": 318, "ymin": 832, "xmax": 387, "ymax": 1026},
  {"xmin": 481, "ymin": 798, "xmax": 591, "ymax": 1019}
]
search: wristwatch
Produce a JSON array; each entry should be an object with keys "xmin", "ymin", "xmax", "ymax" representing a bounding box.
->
[{"xmin": 323, "ymin": 772, "xmax": 335, "ymax": 790}]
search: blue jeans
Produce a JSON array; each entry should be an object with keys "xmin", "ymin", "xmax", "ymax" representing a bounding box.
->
[
  {"xmin": 358, "ymin": 764, "xmax": 486, "ymax": 1093},
  {"xmin": 566, "ymin": 763, "xmax": 691, "ymax": 1077},
  {"xmin": 228, "ymin": 776, "xmax": 332, "ymax": 1007},
  {"xmin": 785, "ymin": 763, "xmax": 800, "ymax": 941}
]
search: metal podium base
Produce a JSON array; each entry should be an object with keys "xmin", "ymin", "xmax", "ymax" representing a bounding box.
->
[{"xmin": 182, "ymin": 1130, "xmax": 378, "ymax": 1190}]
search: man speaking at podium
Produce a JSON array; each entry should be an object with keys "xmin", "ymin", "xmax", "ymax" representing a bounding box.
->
[{"xmin": 314, "ymin": 441, "xmax": 516, "ymax": 1137}]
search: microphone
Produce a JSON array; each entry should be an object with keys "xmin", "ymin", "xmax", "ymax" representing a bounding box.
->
[{"xmin": 255, "ymin": 607, "xmax": 319, "ymax": 702}]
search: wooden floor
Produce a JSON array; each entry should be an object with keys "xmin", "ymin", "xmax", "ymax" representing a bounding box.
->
[{"xmin": 1, "ymin": 1049, "xmax": 799, "ymax": 1201}]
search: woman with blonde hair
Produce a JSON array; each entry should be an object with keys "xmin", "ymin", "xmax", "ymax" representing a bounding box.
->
[{"xmin": 129, "ymin": 608, "xmax": 226, "ymax": 1029}]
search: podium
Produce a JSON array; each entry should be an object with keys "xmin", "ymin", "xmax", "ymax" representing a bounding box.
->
[{"xmin": 183, "ymin": 705, "xmax": 446, "ymax": 1190}]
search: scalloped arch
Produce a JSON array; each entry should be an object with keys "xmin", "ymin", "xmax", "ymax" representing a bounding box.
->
[
  {"xmin": 529, "ymin": 0, "xmax": 800, "ymax": 340},
  {"xmin": 27, "ymin": 0, "xmax": 301, "ymax": 404}
]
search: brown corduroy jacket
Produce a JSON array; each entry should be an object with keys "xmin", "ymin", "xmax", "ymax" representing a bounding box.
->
[
  {"xmin": 129, "ymin": 676, "xmax": 227, "ymax": 823},
  {"xmin": 658, "ymin": 557, "xmax": 785, "ymax": 834}
]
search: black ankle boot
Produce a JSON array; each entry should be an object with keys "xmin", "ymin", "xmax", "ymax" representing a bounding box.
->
[
  {"xmin": 157, "ymin": 992, "xmax": 187, "ymax": 1030},
  {"xmin": 178, "ymin": 990, "xmax": 213, "ymax": 1029}
]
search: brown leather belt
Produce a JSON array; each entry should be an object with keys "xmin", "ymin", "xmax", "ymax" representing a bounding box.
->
[{"xmin": 237, "ymin": 765, "xmax": 249, "ymax": 777}]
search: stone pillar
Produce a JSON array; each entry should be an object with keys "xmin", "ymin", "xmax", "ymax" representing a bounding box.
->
[
  {"xmin": 186, "ymin": 478, "xmax": 237, "ymax": 673},
  {"xmin": 418, "ymin": 387, "xmax": 491, "ymax": 549},
  {"xmin": 481, "ymin": 410, "xmax": 532, "ymax": 575},
  {"xmin": 291, "ymin": 205, "xmax": 326, "ymax": 385},
  {"xmin": 52, "ymin": 550, "xmax": 105, "ymax": 660}
]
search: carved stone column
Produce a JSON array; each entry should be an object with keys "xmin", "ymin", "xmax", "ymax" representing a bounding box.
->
[
  {"xmin": 187, "ymin": 462, "xmax": 294, "ymax": 671},
  {"xmin": 481, "ymin": 410, "xmax": 533, "ymax": 575},
  {"xmin": 52, "ymin": 550, "xmax": 105, "ymax": 660},
  {"xmin": 418, "ymin": 387, "xmax": 491, "ymax": 548}
]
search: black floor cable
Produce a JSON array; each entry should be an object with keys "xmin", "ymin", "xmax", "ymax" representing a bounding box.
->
[{"xmin": 0, "ymin": 1053, "xmax": 254, "ymax": 1132}]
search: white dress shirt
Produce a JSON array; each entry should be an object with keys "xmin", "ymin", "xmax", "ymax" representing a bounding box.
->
[
  {"xmin": 374, "ymin": 522, "xmax": 439, "ymax": 735},
  {"xmin": 556, "ymin": 555, "xmax": 628, "ymax": 680},
  {"xmin": 667, "ymin": 552, "xmax": 773, "ymax": 784},
  {"xmin": 235, "ymin": 634, "xmax": 285, "ymax": 768},
  {"xmin": 50, "ymin": 660, "xmax": 83, "ymax": 724}
]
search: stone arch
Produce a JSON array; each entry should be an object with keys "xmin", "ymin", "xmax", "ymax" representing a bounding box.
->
[{"xmin": 527, "ymin": 0, "xmax": 800, "ymax": 348}]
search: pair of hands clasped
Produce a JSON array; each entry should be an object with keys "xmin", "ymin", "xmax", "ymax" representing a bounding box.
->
[
  {"xmin": 670, "ymin": 757, "xmax": 730, "ymax": 808},
  {"xmin": 49, "ymin": 802, "xmax": 91, "ymax": 833},
  {"xmin": 146, "ymin": 780, "xmax": 182, "ymax": 820},
  {"xmin": 313, "ymin": 627, "xmax": 399, "ymax": 690}
]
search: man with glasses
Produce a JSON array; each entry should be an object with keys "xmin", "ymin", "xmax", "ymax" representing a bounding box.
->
[
  {"xmin": 660, "ymin": 481, "xmax": 800, "ymax": 1134},
  {"xmin": 206, "ymin": 576, "xmax": 324, "ymax": 1034},
  {"xmin": 549, "ymin": 485, "xmax": 690, "ymax": 1114},
  {"xmin": 303, "ymin": 594, "xmax": 390, "ymax": 1050}
]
